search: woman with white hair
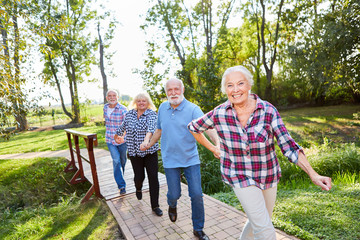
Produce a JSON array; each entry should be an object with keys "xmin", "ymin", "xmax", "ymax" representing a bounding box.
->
[
  {"xmin": 188, "ymin": 65, "xmax": 332, "ymax": 239},
  {"xmin": 115, "ymin": 92, "xmax": 163, "ymax": 216}
]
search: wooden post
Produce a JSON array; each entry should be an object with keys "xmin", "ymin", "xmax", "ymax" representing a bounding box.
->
[
  {"xmin": 70, "ymin": 135, "xmax": 86, "ymax": 184},
  {"xmin": 64, "ymin": 132, "xmax": 77, "ymax": 172}
]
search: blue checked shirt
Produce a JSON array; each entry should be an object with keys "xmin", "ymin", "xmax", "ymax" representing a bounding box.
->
[
  {"xmin": 116, "ymin": 109, "xmax": 159, "ymax": 157},
  {"xmin": 104, "ymin": 103, "xmax": 127, "ymax": 145}
]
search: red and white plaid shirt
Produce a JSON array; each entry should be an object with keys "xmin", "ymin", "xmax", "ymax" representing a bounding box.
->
[
  {"xmin": 188, "ymin": 94, "xmax": 302, "ymax": 190},
  {"xmin": 104, "ymin": 103, "xmax": 127, "ymax": 145}
]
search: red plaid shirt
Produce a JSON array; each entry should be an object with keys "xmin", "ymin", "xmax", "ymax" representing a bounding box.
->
[
  {"xmin": 188, "ymin": 94, "xmax": 302, "ymax": 189},
  {"xmin": 104, "ymin": 103, "xmax": 127, "ymax": 145}
]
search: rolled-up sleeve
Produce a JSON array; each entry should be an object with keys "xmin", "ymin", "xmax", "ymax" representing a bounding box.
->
[
  {"xmin": 188, "ymin": 109, "xmax": 215, "ymax": 133},
  {"xmin": 272, "ymin": 109, "xmax": 302, "ymax": 164},
  {"xmin": 116, "ymin": 118, "xmax": 127, "ymax": 136},
  {"xmin": 147, "ymin": 111, "xmax": 157, "ymax": 133}
]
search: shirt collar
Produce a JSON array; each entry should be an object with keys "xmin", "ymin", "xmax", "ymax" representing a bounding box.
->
[
  {"xmin": 225, "ymin": 94, "xmax": 265, "ymax": 110},
  {"xmin": 142, "ymin": 109, "xmax": 152, "ymax": 116},
  {"xmin": 106, "ymin": 102, "xmax": 120, "ymax": 109}
]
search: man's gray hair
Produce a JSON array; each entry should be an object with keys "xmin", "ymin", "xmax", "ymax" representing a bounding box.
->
[
  {"xmin": 221, "ymin": 66, "xmax": 253, "ymax": 94},
  {"xmin": 106, "ymin": 89, "xmax": 119, "ymax": 96},
  {"xmin": 164, "ymin": 78, "xmax": 185, "ymax": 92}
]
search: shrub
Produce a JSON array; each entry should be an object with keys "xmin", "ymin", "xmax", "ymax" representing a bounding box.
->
[
  {"xmin": 278, "ymin": 142, "xmax": 360, "ymax": 182},
  {"xmin": 198, "ymin": 144, "xmax": 231, "ymax": 194}
]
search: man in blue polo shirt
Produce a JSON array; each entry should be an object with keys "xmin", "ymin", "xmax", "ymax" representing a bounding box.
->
[{"xmin": 141, "ymin": 78, "xmax": 219, "ymax": 240}]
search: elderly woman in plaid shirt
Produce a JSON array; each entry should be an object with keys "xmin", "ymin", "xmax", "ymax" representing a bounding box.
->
[
  {"xmin": 114, "ymin": 92, "xmax": 163, "ymax": 217},
  {"xmin": 188, "ymin": 66, "xmax": 332, "ymax": 240}
]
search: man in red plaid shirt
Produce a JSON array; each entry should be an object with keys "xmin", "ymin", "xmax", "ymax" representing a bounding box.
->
[{"xmin": 104, "ymin": 89, "xmax": 128, "ymax": 194}]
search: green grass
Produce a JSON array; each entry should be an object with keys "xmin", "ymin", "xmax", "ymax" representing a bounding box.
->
[
  {"xmin": 212, "ymin": 174, "xmax": 360, "ymax": 240},
  {"xmin": 0, "ymin": 157, "xmax": 122, "ymax": 240},
  {"xmin": 0, "ymin": 125, "xmax": 107, "ymax": 154},
  {"xmin": 280, "ymin": 104, "xmax": 360, "ymax": 145},
  {"xmin": 25, "ymin": 104, "xmax": 105, "ymax": 128}
]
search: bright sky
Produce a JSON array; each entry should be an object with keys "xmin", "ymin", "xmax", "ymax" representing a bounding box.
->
[
  {"xmin": 93, "ymin": 0, "xmax": 151, "ymax": 100},
  {"xmin": 29, "ymin": 0, "xmax": 151, "ymax": 106}
]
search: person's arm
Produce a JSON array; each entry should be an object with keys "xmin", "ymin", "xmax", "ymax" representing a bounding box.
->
[
  {"xmin": 139, "ymin": 132, "xmax": 153, "ymax": 149},
  {"xmin": 190, "ymin": 131, "xmax": 220, "ymax": 159},
  {"xmin": 114, "ymin": 114, "xmax": 128, "ymax": 144},
  {"xmin": 140, "ymin": 129, "xmax": 162, "ymax": 151},
  {"xmin": 270, "ymin": 106, "xmax": 332, "ymax": 191},
  {"xmin": 296, "ymin": 151, "xmax": 332, "ymax": 191},
  {"xmin": 205, "ymin": 128, "xmax": 220, "ymax": 147}
]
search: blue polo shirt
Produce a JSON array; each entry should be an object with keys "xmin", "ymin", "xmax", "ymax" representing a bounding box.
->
[{"xmin": 157, "ymin": 98, "xmax": 204, "ymax": 168}]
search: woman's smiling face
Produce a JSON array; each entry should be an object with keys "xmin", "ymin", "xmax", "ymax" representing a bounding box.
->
[
  {"xmin": 136, "ymin": 98, "xmax": 149, "ymax": 111},
  {"xmin": 225, "ymin": 71, "xmax": 251, "ymax": 106}
]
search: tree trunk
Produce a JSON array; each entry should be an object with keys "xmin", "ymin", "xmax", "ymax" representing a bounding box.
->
[
  {"xmin": 98, "ymin": 23, "xmax": 108, "ymax": 104},
  {"xmin": 260, "ymin": 0, "xmax": 284, "ymax": 101},
  {"xmin": 48, "ymin": 55, "xmax": 73, "ymax": 119},
  {"xmin": 69, "ymin": 55, "xmax": 80, "ymax": 123},
  {"xmin": 157, "ymin": 0, "xmax": 193, "ymax": 88},
  {"xmin": 12, "ymin": 15, "xmax": 28, "ymax": 131}
]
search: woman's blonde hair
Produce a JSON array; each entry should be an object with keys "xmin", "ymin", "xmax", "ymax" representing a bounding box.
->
[{"xmin": 128, "ymin": 92, "xmax": 157, "ymax": 111}]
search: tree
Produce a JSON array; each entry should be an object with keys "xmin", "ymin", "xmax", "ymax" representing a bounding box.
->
[
  {"xmin": 284, "ymin": 0, "xmax": 360, "ymax": 104},
  {"xmin": 35, "ymin": 0, "xmax": 98, "ymax": 123},
  {"xmin": 140, "ymin": 0, "xmax": 235, "ymax": 111},
  {"xmin": 98, "ymin": 23, "xmax": 108, "ymax": 104},
  {"xmin": 96, "ymin": 7, "xmax": 117, "ymax": 104},
  {"xmin": 0, "ymin": 0, "xmax": 29, "ymax": 132},
  {"xmin": 259, "ymin": 0, "xmax": 285, "ymax": 101}
]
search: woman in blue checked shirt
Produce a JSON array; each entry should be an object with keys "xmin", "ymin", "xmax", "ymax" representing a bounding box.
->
[
  {"xmin": 114, "ymin": 92, "xmax": 163, "ymax": 217},
  {"xmin": 188, "ymin": 66, "xmax": 332, "ymax": 240}
]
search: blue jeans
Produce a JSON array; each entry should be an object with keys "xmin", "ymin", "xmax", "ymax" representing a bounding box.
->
[
  {"xmin": 164, "ymin": 164, "xmax": 204, "ymax": 231},
  {"xmin": 107, "ymin": 143, "xmax": 127, "ymax": 189}
]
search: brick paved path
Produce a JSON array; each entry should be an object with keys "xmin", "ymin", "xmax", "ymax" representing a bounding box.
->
[
  {"xmin": 1, "ymin": 150, "xmax": 299, "ymax": 240},
  {"xmin": 107, "ymin": 182, "xmax": 298, "ymax": 240}
]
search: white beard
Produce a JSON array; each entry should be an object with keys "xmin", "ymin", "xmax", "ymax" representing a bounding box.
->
[{"xmin": 167, "ymin": 94, "xmax": 184, "ymax": 106}]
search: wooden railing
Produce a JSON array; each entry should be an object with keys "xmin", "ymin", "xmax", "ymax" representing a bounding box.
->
[{"xmin": 64, "ymin": 128, "xmax": 102, "ymax": 203}]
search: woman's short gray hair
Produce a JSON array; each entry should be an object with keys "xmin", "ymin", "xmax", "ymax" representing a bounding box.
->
[{"xmin": 221, "ymin": 66, "xmax": 254, "ymax": 94}]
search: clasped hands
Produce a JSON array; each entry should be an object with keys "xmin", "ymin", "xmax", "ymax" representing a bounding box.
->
[
  {"xmin": 114, "ymin": 134, "xmax": 125, "ymax": 144},
  {"xmin": 114, "ymin": 135, "xmax": 150, "ymax": 151}
]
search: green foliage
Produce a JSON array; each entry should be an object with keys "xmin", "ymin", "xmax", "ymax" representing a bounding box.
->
[
  {"xmin": 282, "ymin": 0, "xmax": 360, "ymax": 105},
  {"xmin": 140, "ymin": 0, "xmax": 237, "ymax": 110},
  {"xmin": 140, "ymin": 0, "xmax": 360, "ymax": 109},
  {"xmin": 0, "ymin": 0, "xmax": 32, "ymax": 133},
  {"xmin": 278, "ymin": 142, "xmax": 360, "ymax": 182},
  {"xmin": 193, "ymin": 61, "xmax": 227, "ymax": 112},
  {"xmin": 0, "ymin": 157, "xmax": 121, "ymax": 240},
  {"xmin": 198, "ymin": 144, "xmax": 231, "ymax": 194},
  {"xmin": 0, "ymin": 158, "xmax": 87, "ymax": 210}
]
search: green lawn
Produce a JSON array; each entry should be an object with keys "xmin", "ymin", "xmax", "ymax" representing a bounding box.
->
[
  {"xmin": 0, "ymin": 157, "xmax": 122, "ymax": 240},
  {"xmin": 0, "ymin": 125, "xmax": 107, "ymax": 154}
]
